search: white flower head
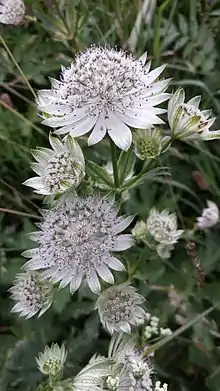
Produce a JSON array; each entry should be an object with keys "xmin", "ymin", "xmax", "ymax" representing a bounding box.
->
[
  {"xmin": 0, "ymin": 0, "xmax": 25, "ymax": 25},
  {"xmin": 147, "ymin": 208, "xmax": 183, "ymax": 245},
  {"xmin": 36, "ymin": 343, "xmax": 67, "ymax": 377},
  {"xmin": 23, "ymin": 197, "xmax": 134, "ymax": 294},
  {"xmin": 9, "ymin": 271, "xmax": 53, "ymax": 318},
  {"xmin": 196, "ymin": 200, "xmax": 219, "ymax": 229},
  {"xmin": 37, "ymin": 47, "xmax": 171, "ymax": 151},
  {"xmin": 168, "ymin": 88, "xmax": 220, "ymax": 141},
  {"xmin": 95, "ymin": 283, "xmax": 146, "ymax": 334},
  {"xmin": 107, "ymin": 334, "xmax": 153, "ymax": 391},
  {"xmin": 24, "ymin": 134, "xmax": 85, "ymax": 196}
]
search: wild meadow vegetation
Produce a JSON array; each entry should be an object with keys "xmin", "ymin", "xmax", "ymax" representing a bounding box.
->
[{"xmin": 1, "ymin": 1, "xmax": 220, "ymax": 390}]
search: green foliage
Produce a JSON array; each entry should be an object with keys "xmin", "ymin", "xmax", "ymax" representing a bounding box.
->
[{"xmin": 1, "ymin": 0, "xmax": 220, "ymax": 390}]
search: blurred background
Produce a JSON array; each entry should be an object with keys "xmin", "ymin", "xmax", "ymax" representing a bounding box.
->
[{"xmin": 1, "ymin": 1, "xmax": 220, "ymax": 390}]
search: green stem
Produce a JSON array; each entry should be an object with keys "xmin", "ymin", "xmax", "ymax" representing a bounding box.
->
[
  {"xmin": 0, "ymin": 35, "xmax": 36, "ymax": 98},
  {"xmin": 109, "ymin": 138, "xmax": 119, "ymax": 189},
  {"xmin": 153, "ymin": 0, "xmax": 171, "ymax": 66},
  {"xmin": 0, "ymin": 99, "xmax": 46, "ymax": 136}
]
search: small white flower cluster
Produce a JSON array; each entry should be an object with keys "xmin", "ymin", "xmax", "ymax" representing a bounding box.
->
[
  {"xmin": 132, "ymin": 208, "xmax": 183, "ymax": 259},
  {"xmin": 0, "ymin": 0, "xmax": 25, "ymax": 25},
  {"xmin": 144, "ymin": 314, "xmax": 172, "ymax": 340},
  {"xmin": 154, "ymin": 381, "xmax": 168, "ymax": 391},
  {"xmin": 36, "ymin": 343, "xmax": 67, "ymax": 378},
  {"xmin": 196, "ymin": 200, "xmax": 219, "ymax": 229}
]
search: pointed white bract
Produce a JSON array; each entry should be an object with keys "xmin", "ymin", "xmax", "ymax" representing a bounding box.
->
[
  {"xmin": 37, "ymin": 47, "xmax": 170, "ymax": 151},
  {"xmin": 24, "ymin": 135, "xmax": 85, "ymax": 196},
  {"xmin": 95, "ymin": 283, "xmax": 146, "ymax": 334},
  {"xmin": 10, "ymin": 271, "xmax": 53, "ymax": 318},
  {"xmin": 168, "ymin": 88, "xmax": 220, "ymax": 141},
  {"xmin": 107, "ymin": 334, "xmax": 154, "ymax": 391},
  {"xmin": 23, "ymin": 197, "xmax": 134, "ymax": 294},
  {"xmin": 147, "ymin": 208, "xmax": 183, "ymax": 245},
  {"xmin": 196, "ymin": 200, "xmax": 219, "ymax": 229},
  {"xmin": 36, "ymin": 343, "xmax": 67, "ymax": 377},
  {"xmin": 71, "ymin": 355, "xmax": 112, "ymax": 391},
  {"xmin": 0, "ymin": 0, "xmax": 25, "ymax": 25}
]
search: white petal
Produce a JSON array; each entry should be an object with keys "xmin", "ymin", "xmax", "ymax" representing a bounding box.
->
[
  {"xmin": 107, "ymin": 114, "xmax": 132, "ymax": 151},
  {"xmin": 113, "ymin": 215, "xmax": 135, "ymax": 234},
  {"xmin": 120, "ymin": 322, "xmax": 131, "ymax": 333},
  {"xmin": 86, "ymin": 270, "xmax": 101, "ymax": 294},
  {"xmin": 69, "ymin": 272, "xmax": 83, "ymax": 293},
  {"xmin": 23, "ymin": 177, "xmax": 45, "ymax": 190},
  {"xmin": 49, "ymin": 134, "xmax": 64, "ymax": 152},
  {"xmin": 139, "ymin": 51, "xmax": 148, "ymax": 65},
  {"xmin": 187, "ymin": 95, "xmax": 201, "ymax": 108},
  {"xmin": 88, "ymin": 114, "xmax": 107, "ymax": 146},
  {"xmin": 42, "ymin": 109, "xmax": 87, "ymax": 127},
  {"xmin": 107, "ymin": 257, "xmax": 125, "ymax": 271},
  {"xmin": 96, "ymin": 264, "xmax": 114, "ymax": 284},
  {"xmin": 145, "ymin": 64, "xmax": 166, "ymax": 85},
  {"xmin": 111, "ymin": 234, "xmax": 134, "ymax": 251},
  {"xmin": 70, "ymin": 115, "xmax": 98, "ymax": 137}
]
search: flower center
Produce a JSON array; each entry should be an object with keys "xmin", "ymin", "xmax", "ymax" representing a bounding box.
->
[
  {"xmin": 102, "ymin": 290, "xmax": 134, "ymax": 323},
  {"xmin": 44, "ymin": 151, "xmax": 79, "ymax": 192}
]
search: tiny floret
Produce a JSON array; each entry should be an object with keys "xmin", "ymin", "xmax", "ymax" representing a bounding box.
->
[
  {"xmin": 0, "ymin": 0, "xmax": 25, "ymax": 25},
  {"xmin": 23, "ymin": 197, "xmax": 134, "ymax": 294},
  {"xmin": 24, "ymin": 135, "xmax": 85, "ymax": 196},
  {"xmin": 36, "ymin": 343, "xmax": 67, "ymax": 377},
  {"xmin": 95, "ymin": 283, "xmax": 146, "ymax": 334},
  {"xmin": 147, "ymin": 208, "xmax": 183, "ymax": 245},
  {"xmin": 154, "ymin": 381, "xmax": 168, "ymax": 391},
  {"xmin": 37, "ymin": 47, "xmax": 170, "ymax": 151},
  {"xmin": 132, "ymin": 220, "xmax": 148, "ymax": 243},
  {"xmin": 168, "ymin": 88, "xmax": 220, "ymax": 141},
  {"xmin": 10, "ymin": 271, "xmax": 53, "ymax": 318},
  {"xmin": 196, "ymin": 200, "xmax": 219, "ymax": 229}
]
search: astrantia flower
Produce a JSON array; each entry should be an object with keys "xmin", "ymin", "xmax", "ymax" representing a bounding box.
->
[
  {"xmin": 24, "ymin": 134, "xmax": 85, "ymax": 196},
  {"xmin": 168, "ymin": 88, "xmax": 220, "ymax": 141},
  {"xmin": 0, "ymin": 0, "xmax": 25, "ymax": 25},
  {"xmin": 36, "ymin": 343, "xmax": 67, "ymax": 377},
  {"xmin": 95, "ymin": 283, "xmax": 146, "ymax": 334},
  {"xmin": 196, "ymin": 200, "xmax": 219, "ymax": 229},
  {"xmin": 133, "ymin": 128, "xmax": 169, "ymax": 160},
  {"xmin": 147, "ymin": 208, "xmax": 183, "ymax": 245},
  {"xmin": 10, "ymin": 271, "xmax": 53, "ymax": 318},
  {"xmin": 107, "ymin": 334, "xmax": 153, "ymax": 391},
  {"xmin": 37, "ymin": 47, "xmax": 170, "ymax": 151},
  {"xmin": 23, "ymin": 197, "xmax": 134, "ymax": 294}
]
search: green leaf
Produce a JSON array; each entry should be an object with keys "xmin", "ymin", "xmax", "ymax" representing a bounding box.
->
[{"xmin": 86, "ymin": 161, "xmax": 114, "ymax": 188}]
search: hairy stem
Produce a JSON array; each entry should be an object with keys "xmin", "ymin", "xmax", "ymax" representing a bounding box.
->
[{"xmin": 109, "ymin": 138, "xmax": 119, "ymax": 189}]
